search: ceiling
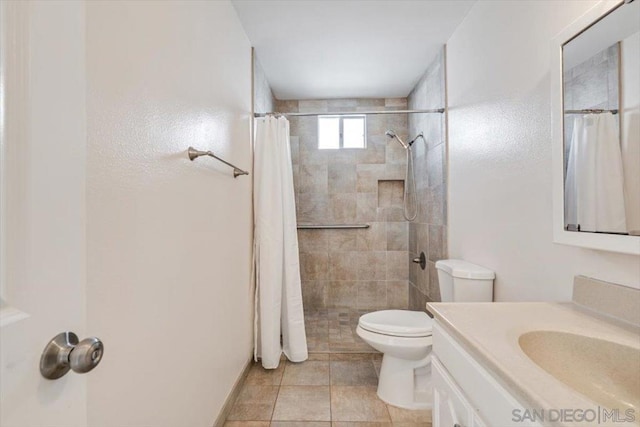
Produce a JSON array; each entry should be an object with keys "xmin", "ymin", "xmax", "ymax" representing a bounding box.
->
[
  {"xmin": 231, "ymin": 0, "xmax": 475, "ymax": 100},
  {"xmin": 563, "ymin": 0, "xmax": 639, "ymax": 70}
]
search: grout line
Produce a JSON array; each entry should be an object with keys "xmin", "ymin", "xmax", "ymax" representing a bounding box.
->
[
  {"xmin": 328, "ymin": 354, "xmax": 333, "ymax": 422},
  {"xmin": 269, "ymin": 360, "xmax": 285, "ymax": 422}
]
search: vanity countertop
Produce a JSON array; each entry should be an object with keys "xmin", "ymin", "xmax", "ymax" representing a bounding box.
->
[{"xmin": 427, "ymin": 302, "xmax": 640, "ymax": 426}]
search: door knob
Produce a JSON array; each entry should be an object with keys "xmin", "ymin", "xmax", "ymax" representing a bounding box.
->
[{"xmin": 40, "ymin": 332, "xmax": 104, "ymax": 379}]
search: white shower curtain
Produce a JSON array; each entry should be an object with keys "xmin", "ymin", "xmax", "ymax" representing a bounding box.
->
[
  {"xmin": 253, "ymin": 116, "xmax": 308, "ymax": 369},
  {"xmin": 565, "ymin": 113, "xmax": 627, "ymax": 233}
]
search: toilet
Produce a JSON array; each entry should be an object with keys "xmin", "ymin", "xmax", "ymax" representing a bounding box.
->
[{"xmin": 356, "ymin": 259, "xmax": 495, "ymax": 410}]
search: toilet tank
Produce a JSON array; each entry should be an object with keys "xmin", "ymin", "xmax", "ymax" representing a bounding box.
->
[{"xmin": 435, "ymin": 259, "xmax": 495, "ymax": 302}]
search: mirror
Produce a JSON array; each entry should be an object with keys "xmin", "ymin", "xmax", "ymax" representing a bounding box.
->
[
  {"xmin": 562, "ymin": 0, "xmax": 640, "ymax": 237},
  {"xmin": 552, "ymin": 0, "xmax": 640, "ymax": 254}
]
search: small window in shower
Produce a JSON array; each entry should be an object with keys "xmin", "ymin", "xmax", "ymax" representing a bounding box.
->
[{"xmin": 318, "ymin": 115, "xmax": 366, "ymax": 149}]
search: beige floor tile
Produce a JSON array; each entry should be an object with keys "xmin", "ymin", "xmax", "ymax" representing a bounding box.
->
[
  {"xmin": 391, "ymin": 423, "xmax": 432, "ymax": 427},
  {"xmin": 227, "ymin": 385, "xmax": 279, "ymax": 421},
  {"xmin": 329, "ymin": 353, "xmax": 374, "ymax": 361},
  {"xmin": 331, "ymin": 423, "xmax": 391, "ymax": 427},
  {"xmin": 309, "ymin": 341, "xmax": 330, "ymax": 352},
  {"xmin": 226, "ymin": 402, "xmax": 274, "ymax": 421},
  {"xmin": 245, "ymin": 362, "xmax": 285, "ymax": 385},
  {"xmin": 372, "ymin": 358, "xmax": 382, "ymax": 378},
  {"xmin": 225, "ymin": 422, "xmax": 271, "ymax": 427},
  {"xmin": 330, "ymin": 361, "xmax": 378, "ymax": 386},
  {"xmin": 282, "ymin": 361, "xmax": 330, "ymax": 386},
  {"xmin": 271, "ymin": 423, "xmax": 331, "ymax": 427},
  {"xmin": 272, "ymin": 386, "xmax": 331, "ymax": 421},
  {"xmin": 330, "ymin": 386, "xmax": 391, "ymax": 422},
  {"xmin": 386, "ymin": 405, "xmax": 432, "ymax": 423},
  {"xmin": 307, "ymin": 353, "xmax": 330, "ymax": 361}
]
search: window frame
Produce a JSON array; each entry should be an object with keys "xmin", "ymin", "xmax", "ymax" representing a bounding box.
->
[{"xmin": 317, "ymin": 114, "xmax": 367, "ymax": 149}]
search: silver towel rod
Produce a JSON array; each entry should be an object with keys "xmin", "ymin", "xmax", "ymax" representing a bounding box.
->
[
  {"xmin": 297, "ymin": 224, "xmax": 370, "ymax": 230},
  {"xmin": 255, "ymin": 108, "xmax": 445, "ymax": 118},
  {"xmin": 187, "ymin": 147, "xmax": 249, "ymax": 178}
]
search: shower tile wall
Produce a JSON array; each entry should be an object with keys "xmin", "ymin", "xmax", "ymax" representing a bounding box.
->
[
  {"xmin": 563, "ymin": 44, "xmax": 619, "ymax": 167},
  {"xmin": 407, "ymin": 49, "xmax": 447, "ymax": 310},
  {"xmin": 275, "ymin": 98, "xmax": 410, "ymax": 311},
  {"xmin": 564, "ymin": 44, "xmax": 619, "ymax": 118}
]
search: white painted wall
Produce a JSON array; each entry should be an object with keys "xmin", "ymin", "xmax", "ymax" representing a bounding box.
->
[
  {"xmin": 0, "ymin": 1, "xmax": 87, "ymax": 425},
  {"xmin": 85, "ymin": 2, "xmax": 253, "ymax": 426},
  {"xmin": 446, "ymin": 1, "xmax": 640, "ymax": 302},
  {"xmin": 622, "ymin": 32, "xmax": 640, "ymax": 235},
  {"xmin": 253, "ymin": 52, "xmax": 275, "ymax": 114}
]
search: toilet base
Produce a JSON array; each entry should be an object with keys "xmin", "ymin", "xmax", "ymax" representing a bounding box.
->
[{"xmin": 376, "ymin": 353, "xmax": 432, "ymax": 410}]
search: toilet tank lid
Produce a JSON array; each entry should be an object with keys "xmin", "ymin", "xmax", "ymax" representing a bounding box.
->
[{"xmin": 435, "ymin": 259, "xmax": 495, "ymax": 280}]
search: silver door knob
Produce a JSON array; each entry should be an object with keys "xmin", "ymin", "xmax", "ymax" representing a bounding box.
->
[{"xmin": 40, "ymin": 332, "xmax": 104, "ymax": 379}]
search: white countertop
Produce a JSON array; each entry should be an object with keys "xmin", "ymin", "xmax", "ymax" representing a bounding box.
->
[{"xmin": 427, "ymin": 302, "xmax": 640, "ymax": 426}]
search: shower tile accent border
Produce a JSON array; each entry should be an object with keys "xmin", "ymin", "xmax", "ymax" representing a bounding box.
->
[{"xmin": 305, "ymin": 308, "xmax": 378, "ymax": 353}]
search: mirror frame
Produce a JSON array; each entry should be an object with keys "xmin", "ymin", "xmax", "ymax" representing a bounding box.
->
[{"xmin": 551, "ymin": 0, "xmax": 640, "ymax": 255}]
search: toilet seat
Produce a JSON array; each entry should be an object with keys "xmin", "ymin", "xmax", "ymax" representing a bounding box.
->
[{"xmin": 358, "ymin": 310, "xmax": 433, "ymax": 337}]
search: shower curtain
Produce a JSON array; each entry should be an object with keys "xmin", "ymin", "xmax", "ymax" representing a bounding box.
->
[
  {"xmin": 565, "ymin": 113, "xmax": 627, "ymax": 233},
  {"xmin": 253, "ymin": 116, "xmax": 308, "ymax": 369}
]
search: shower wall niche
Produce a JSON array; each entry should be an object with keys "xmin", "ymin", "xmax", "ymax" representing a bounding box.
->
[{"xmin": 276, "ymin": 98, "xmax": 411, "ymax": 311}]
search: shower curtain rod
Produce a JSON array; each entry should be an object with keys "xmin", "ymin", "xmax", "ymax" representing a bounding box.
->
[
  {"xmin": 564, "ymin": 108, "xmax": 618, "ymax": 114},
  {"xmin": 254, "ymin": 108, "xmax": 445, "ymax": 117}
]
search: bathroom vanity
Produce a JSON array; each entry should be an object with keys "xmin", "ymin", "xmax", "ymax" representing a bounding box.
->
[{"xmin": 428, "ymin": 300, "xmax": 640, "ymax": 427}]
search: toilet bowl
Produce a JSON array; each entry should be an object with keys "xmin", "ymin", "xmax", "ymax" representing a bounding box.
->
[
  {"xmin": 356, "ymin": 310, "xmax": 433, "ymax": 410},
  {"xmin": 356, "ymin": 259, "xmax": 495, "ymax": 410}
]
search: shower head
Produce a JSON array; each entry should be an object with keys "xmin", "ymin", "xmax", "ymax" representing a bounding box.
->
[{"xmin": 385, "ymin": 130, "xmax": 409, "ymax": 149}]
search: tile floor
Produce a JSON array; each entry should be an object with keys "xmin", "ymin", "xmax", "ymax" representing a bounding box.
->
[
  {"xmin": 305, "ymin": 308, "xmax": 375, "ymax": 353},
  {"xmin": 224, "ymin": 354, "xmax": 432, "ymax": 426}
]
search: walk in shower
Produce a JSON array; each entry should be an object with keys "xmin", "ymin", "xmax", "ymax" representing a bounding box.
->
[{"xmin": 253, "ymin": 48, "xmax": 448, "ymax": 355}]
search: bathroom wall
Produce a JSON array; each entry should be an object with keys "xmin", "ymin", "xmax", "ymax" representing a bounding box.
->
[
  {"xmin": 85, "ymin": 2, "xmax": 253, "ymax": 426},
  {"xmin": 407, "ymin": 49, "xmax": 447, "ymax": 310},
  {"xmin": 446, "ymin": 0, "xmax": 640, "ymax": 302},
  {"xmin": 276, "ymin": 99, "xmax": 410, "ymax": 311},
  {"xmin": 253, "ymin": 51, "xmax": 275, "ymax": 114}
]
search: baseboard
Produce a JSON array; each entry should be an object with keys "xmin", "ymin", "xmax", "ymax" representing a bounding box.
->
[{"xmin": 213, "ymin": 355, "xmax": 253, "ymax": 427}]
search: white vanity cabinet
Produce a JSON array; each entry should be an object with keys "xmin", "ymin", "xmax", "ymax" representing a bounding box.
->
[
  {"xmin": 433, "ymin": 356, "xmax": 485, "ymax": 427},
  {"xmin": 431, "ymin": 322, "xmax": 542, "ymax": 427}
]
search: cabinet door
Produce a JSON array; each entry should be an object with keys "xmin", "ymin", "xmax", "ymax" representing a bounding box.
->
[{"xmin": 432, "ymin": 357, "xmax": 471, "ymax": 427}]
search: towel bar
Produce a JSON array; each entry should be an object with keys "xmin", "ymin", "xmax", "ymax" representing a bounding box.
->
[
  {"xmin": 187, "ymin": 147, "xmax": 249, "ymax": 178},
  {"xmin": 296, "ymin": 224, "xmax": 370, "ymax": 230}
]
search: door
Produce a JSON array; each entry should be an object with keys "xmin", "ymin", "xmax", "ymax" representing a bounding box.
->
[{"xmin": 0, "ymin": 1, "xmax": 89, "ymax": 426}]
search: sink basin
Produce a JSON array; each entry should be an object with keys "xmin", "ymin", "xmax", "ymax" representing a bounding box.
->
[{"xmin": 519, "ymin": 330, "xmax": 640, "ymax": 411}]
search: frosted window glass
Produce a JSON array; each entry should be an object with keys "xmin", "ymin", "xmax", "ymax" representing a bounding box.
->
[
  {"xmin": 318, "ymin": 117, "xmax": 340, "ymax": 149},
  {"xmin": 343, "ymin": 117, "xmax": 365, "ymax": 148}
]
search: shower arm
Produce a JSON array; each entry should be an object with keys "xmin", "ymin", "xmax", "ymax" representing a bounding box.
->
[{"xmin": 408, "ymin": 132, "xmax": 425, "ymax": 147}]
